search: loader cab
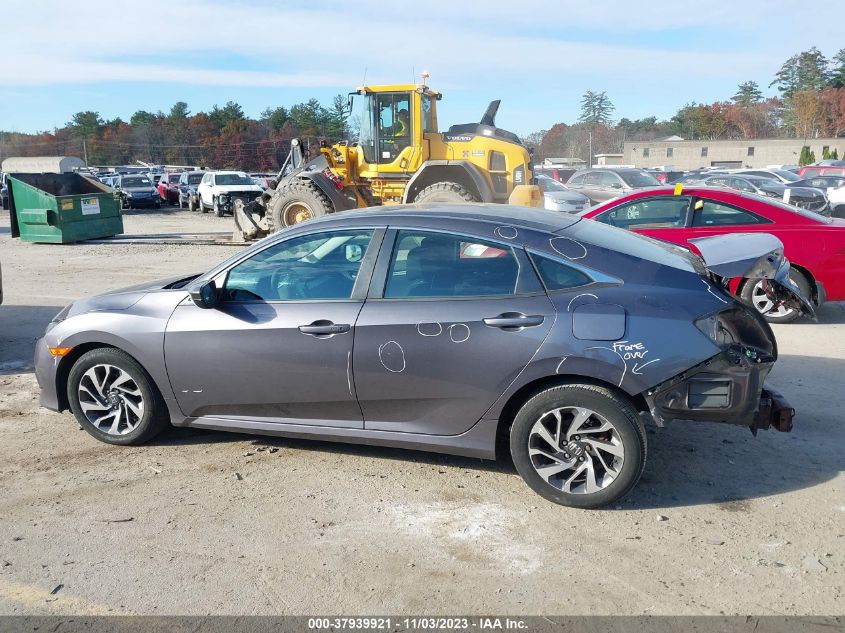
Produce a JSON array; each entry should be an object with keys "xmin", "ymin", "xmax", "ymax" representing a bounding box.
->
[{"xmin": 355, "ymin": 84, "xmax": 439, "ymax": 176}]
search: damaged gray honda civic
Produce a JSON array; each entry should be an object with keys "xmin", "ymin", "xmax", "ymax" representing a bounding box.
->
[{"xmin": 35, "ymin": 205, "xmax": 812, "ymax": 508}]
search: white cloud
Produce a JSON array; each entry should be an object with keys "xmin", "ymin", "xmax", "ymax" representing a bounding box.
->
[{"xmin": 3, "ymin": 0, "xmax": 841, "ymax": 91}]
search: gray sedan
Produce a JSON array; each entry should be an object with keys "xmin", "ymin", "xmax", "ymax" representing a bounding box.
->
[{"xmin": 35, "ymin": 205, "xmax": 807, "ymax": 507}]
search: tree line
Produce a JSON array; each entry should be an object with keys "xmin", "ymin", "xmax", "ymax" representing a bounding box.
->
[
  {"xmin": 2, "ymin": 47, "xmax": 845, "ymax": 170},
  {"xmin": 529, "ymin": 47, "xmax": 845, "ymax": 164},
  {"xmin": 0, "ymin": 95, "xmax": 350, "ymax": 171}
]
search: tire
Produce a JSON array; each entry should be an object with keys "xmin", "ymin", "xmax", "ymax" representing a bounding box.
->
[
  {"xmin": 510, "ymin": 383, "xmax": 646, "ymax": 509},
  {"xmin": 188, "ymin": 197, "xmax": 196, "ymax": 212},
  {"xmin": 740, "ymin": 269, "xmax": 811, "ymax": 324},
  {"xmin": 200, "ymin": 197, "xmax": 208, "ymax": 214},
  {"xmin": 67, "ymin": 348, "xmax": 170, "ymax": 446},
  {"xmin": 411, "ymin": 181, "xmax": 481, "ymax": 204},
  {"xmin": 213, "ymin": 197, "xmax": 224, "ymax": 217},
  {"xmin": 266, "ymin": 179, "xmax": 334, "ymax": 232},
  {"xmin": 832, "ymin": 204, "xmax": 845, "ymax": 219}
]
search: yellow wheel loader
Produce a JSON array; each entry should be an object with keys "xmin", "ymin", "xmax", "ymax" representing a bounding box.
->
[{"xmin": 234, "ymin": 80, "xmax": 541, "ymax": 240}]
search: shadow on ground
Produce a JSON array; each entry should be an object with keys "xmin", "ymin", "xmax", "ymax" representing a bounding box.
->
[
  {"xmin": 0, "ymin": 305, "xmax": 60, "ymax": 373},
  {"xmin": 148, "ymin": 352, "xmax": 844, "ymax": 510}
]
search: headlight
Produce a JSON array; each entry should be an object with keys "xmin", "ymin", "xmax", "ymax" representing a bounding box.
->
[{"xmin": 218, "ymin": 194, "xmax": 229, "ymax": 203}]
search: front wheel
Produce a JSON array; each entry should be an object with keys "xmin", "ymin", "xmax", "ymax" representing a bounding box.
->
[
  {"xmin": 411, "ymin": 181, "xmax": 481, "ymax": 204},
  {"xmin": 267, "ymin": 180, "xmax": 334, "ymax": 232},
  {"xmin": 213, "ymin": 197, "xmax": 224, "ymax": 217},
  {"xmin": 67, "ymin": 348, "xmax": 169, "ymax": 446},
  {"xmin": 510, "ymin": 384, "xmax": 646, "ymax": 508},
  {"xmin": 740, "ymin": 270, "xmax": 811, "ymax": 324}
]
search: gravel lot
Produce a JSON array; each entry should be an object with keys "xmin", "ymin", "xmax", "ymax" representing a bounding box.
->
[{"xmin": 0, "ymin": 206, "xmax": 843, "ymax": 615}]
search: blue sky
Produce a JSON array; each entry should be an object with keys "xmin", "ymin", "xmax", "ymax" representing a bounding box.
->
[{"xmin": 0, "ymin": 0, "xmax": 842, "ymax": 137}]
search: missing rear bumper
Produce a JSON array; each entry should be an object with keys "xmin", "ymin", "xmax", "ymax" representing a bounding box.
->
[{"xmin": 643, "ymin": 346, "xmax": 794, "ymax": 434}]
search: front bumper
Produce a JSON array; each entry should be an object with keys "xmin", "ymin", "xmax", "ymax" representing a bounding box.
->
[
  {"xmin": 126, "ymin": 196, "xmax": 159, "ymax": 208},
  {"xmin": 34, "ymin": 336, "xmax": 62, "ymax": 412},
  {"xmin": 217, "ymin": 192, "xmax": 261, "ymax": 212},
  {"xmin": 644, "ymin": 345, "xmax": 794, "ymax": 434}
]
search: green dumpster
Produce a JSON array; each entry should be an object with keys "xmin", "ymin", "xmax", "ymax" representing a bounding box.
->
[{"xmin": 8, "ymin": 173, "xmax": 123, "ymax": 243}]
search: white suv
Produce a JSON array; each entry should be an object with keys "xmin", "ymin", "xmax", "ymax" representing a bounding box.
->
[{"xmin": 197, "ymin": 171, "xmax": 264, "ymax": 216}]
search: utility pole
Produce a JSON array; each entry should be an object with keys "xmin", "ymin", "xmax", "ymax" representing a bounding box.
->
[
  {"xmin": 82, "ymin": 139, "xmax": 89, "ymax": 165},
  {"xmin": 588, "ymin": 129, "xmax": 593, "ymax": 168}
]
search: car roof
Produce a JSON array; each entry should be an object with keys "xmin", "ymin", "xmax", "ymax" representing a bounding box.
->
[{"xmin": 274, "ymin": 203, "xmax": 581, "ymax": 235}]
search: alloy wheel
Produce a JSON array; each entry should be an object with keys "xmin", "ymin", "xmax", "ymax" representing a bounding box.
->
[
  {"xmin": 284, "ymin": 202, "xmax": 313, "ymax": 226},
  {"xmin": 77, "ymin": 364, "xmax": 145, "ymax": 436},
  {"xmin": 751, "ymin": 280, "xmax": 793, "ymax": 319},
  {"xmin": 527, "ymin": 406, "xmax": 625, "ymax": 495}
]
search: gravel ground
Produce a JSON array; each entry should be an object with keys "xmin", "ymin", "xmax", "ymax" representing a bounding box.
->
[{"xmin": 0, "ymin": 207, "xmax": 843, "ymax": 615}]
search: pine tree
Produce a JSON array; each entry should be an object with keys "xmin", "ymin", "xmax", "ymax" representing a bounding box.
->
[
  {"xmin": 578, "ymin": 91, "xmax": 615, "ymax": 125},
  {"xmin": 732, "ymin": 81, "xmax": 763, "ymax": 107},
  {"xmin": 830, "ymin": 49, "xmax": 845, "ymax": 89}
]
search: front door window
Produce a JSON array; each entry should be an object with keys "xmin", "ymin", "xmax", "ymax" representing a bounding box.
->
[{"xmin": 376, "ymin": 93, "xmax": 411, "ymax": 163}]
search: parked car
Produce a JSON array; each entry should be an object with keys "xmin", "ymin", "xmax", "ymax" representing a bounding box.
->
[
  {"xmin": 249, "ymin": 173, "xmax": 276, "ymax": 190},
  {"xmin": 178, "ymin": 171, "xmax": 206, "ymax": 210},
  {"xmin": 197, "ymin": 171, "xmax": 264, "ymax": 216},
  {"xmin": 157, "ymin": 173, "xmax": 182, "ymax": 205},
  {"xmin": 581, "ymin": 185, "xmax": 845, "ymax": 323},
  {"xmin": 646, "ymin": 169, "xmax": 685, "ymax": 184},
  {"xmin": 34, "ymin": 205, "xmax": 804, "ymax": 508},
  {"xmin": 534, "ymin": 166, "xmax": 578, "ymax": 184},
  {"xmin": 790, "ymin": 175, "xmax": 845, "ymax": 217},
  {"xmin": 736, "ymin": 168, "xmax": 802, "ymax": 185},
  {"xmin": 0, "ymin": 184, "xmax": 7, "ymax": 211},
  {"xmin": 537, "ymin": 175, "xmax": 590, "ymax": 213},
  {"xmin": 798, "ymin": 165, "xmax": 845, "ymax": 178},
  {"xmin": 116, "ymin": 174, "xmax": 160, "ymax": 209},
  {"xmin": 566, "ymin": 168, "xmax": 660, "ymax": 204},
  {"xmin": 702, "ymin": 174, "xmax": 828, "ymax": 214}
]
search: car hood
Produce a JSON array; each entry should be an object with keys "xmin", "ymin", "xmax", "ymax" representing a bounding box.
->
[
  {"xmin": 65, "ymin": 273, "xmax": 200, "ymax": 317},
  {"xmin": 123, "ymin": 186, "xmax": 157, "ymax": 194},
  {"xmin": 689, "ymin": 233, "xmax": 815, "ymax": 319},
  {"xmin": 545, "ymin": 190, "xmax": 589, "ymax": 203},
  {"xmin": 214, "ymin": 184, "xmax": 263, "ymax": 194}
]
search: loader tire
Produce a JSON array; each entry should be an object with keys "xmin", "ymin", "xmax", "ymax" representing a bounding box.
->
[
  {"xmin": 411, "ymin": 181, "xmax": 481, "ymax": 204},
  {"xmin": 267, "ymin": 180, "xmax": 334, "ymax": 232}
]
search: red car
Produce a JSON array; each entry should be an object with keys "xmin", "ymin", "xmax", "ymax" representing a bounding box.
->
[
  {"xmin": 798, "ymin": 165, "xmax": 845, "ymax": 178},
  {"xmin": 582, "ymin": 186, "xmax": 845, "ymax": 323},
  {"xmin": 157, "ymin": 173, "xmax": 181, "ymax": 205}
]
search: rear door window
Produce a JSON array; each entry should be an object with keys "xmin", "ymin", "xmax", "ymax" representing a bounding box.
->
[
  {"xmin": 691, "ymin": 200, "xmax": 770, "ymax": 227},
  {"xmin": 384, "ymin": 230, "xmax": 520, "ymax": 298}
]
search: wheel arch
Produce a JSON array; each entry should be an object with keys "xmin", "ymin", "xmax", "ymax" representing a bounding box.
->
[
  {"xmin": 403, "ymin": 161, "xmax": 494, "ymax": 204},
  {"xmin": 493, "ymin": 373, "xmax": 645, "ymax": 460},
  {"xmin": 738, "ymin": 263, "xmax": 817, "ymax": 303},
  {"xmin": 55, "ymin": 341, "xmax": 171, "ymax": 413}
]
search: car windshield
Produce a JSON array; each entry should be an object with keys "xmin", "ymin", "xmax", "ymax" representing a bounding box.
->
[
  {"xmin": 187, "ymin": 173, "xmax": 204, "ymax": 184},
  {"xmin": 745, "ymin": 176, "xmax": 781, "ymax": 186},
  {"xmin": 770, "ymin": 169, "xmax": 800, "ymax": 182},
  {"xmin": 538, "ymin": 177, "xmax": 567, "ymax": 192},
  {"xmin": 742, "ymin": 192, "xmax": 833, "ymax": 224},
  {"xmin": 619, "ymin": 171, "xmax": 660, "ymax": 187},
  {"xmin": 216, "ymin": 174, "xmax": 253, "ymax": 186},
  {"xmin": 122, "ymin": 177, "xmax": 151, "ymax": 187}
]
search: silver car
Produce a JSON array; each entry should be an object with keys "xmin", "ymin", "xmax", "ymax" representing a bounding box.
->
[
  {"xmin": 566, "ymin": 168, "xmax": 661, "ymax": 204},
  {"xmin": 537, "ymin": 175, "xmax": 590, "ymax": 212},
  {"xmin": 34, "ymin": 205, "xmax": 807, "ymax": 508}
]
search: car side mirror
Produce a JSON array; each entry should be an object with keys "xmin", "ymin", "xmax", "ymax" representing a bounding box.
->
[
  {"xmin": 610, "ymin": 182, "xmax": 622, "ymax": 189},
  {"xmin": 189, "ymin": 280, "xmax": 219, "ymax": 309}
]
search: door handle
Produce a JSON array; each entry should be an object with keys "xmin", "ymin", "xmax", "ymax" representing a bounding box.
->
[
  {"xmin": 298, "ymin": 321, "xmax": 350, "ymax": 335},
  {"xmin": 483, "ymin": 313, "xmax": 545, "ymax": 329}
]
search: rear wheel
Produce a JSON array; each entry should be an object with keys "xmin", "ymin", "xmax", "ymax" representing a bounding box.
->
[
  {"xmin": 411, "ymin": 181, "xmax": 481, "ymax": 204},
  {"xmin": 266, "ymin": 179, "xmax": 333, "ymax": 232},
  {"xmin": 510, "ymin": 384, "xmax": 646, "ymax": 508},
  {"xmin": 740, "ymin": 270, "xmax": 811, "ymax": 324},
  {"xmin": 67, "ymin": 348, "xmax": 169, "ymax": 446}
]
